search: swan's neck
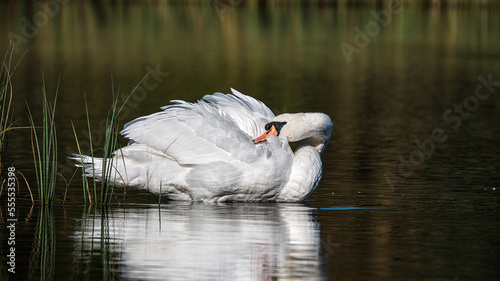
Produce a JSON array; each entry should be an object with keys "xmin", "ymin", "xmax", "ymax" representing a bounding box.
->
[
  {"xmin": 272, "ymin": 112, "xmax": 332, "ymax": 202},
  {"xmin": 299, "ymin": 134, "xmax": 330, "ymax": 154},
  {"xmin": 276, "ymin": 146, "xmax": 322, "ymax": 202}
]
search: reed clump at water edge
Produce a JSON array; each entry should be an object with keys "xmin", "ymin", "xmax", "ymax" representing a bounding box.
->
[
  {"xmin": 0, "ymin": 48, "xmax": 16, "ymax": 183},
  {"xmin": 1, "ymin": 50, "xmax": 148, "ymax": 206},
  {"xmin": 71, "ymin": 76, "xmax": 148, "ymax": 205},
  {"xmin": 0, "ymin": 46, "xmax": 34, "ymax": 203},
  {"xmin": 26, "ymin": 74, "xmax": 60, "ymax": 206}
]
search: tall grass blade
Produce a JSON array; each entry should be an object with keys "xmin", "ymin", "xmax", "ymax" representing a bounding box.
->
[
  {"xmin": 71, "ymin": 120, "xmax": 92, "ymax": 204},
  {"xmin": 73, "ymin": 74, "xmax": 149, "ymax": 205},
  {"xmin": 27, "ymin": 74, "xmax": 60, "ymax": 205},
  {"xmin": 0, "ymin": 47, "xmax": 15, "ymax": 181},
  {"xmin": 83, "ymin": 94, "xmax": 98, "ymax": 204}
]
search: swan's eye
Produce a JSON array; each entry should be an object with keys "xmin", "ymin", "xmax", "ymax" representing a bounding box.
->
[{"xmin": 264, "ymin": 121, "xmax": 287, "ymax": 134}]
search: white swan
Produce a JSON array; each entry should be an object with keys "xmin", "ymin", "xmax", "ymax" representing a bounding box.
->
[{"xmin": 73, "ymin": 89, "xmax": 333, "ymax": 203}]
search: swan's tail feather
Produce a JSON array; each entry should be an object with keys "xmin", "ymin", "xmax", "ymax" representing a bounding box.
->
[{"xmin": 70, "ymin": 154, "xmax": 127, "ymax": 186}]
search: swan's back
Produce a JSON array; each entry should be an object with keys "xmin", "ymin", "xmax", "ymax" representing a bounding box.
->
[
  {"xmin": 114, "ymin": 89, "xmax": 293, "ymax": 201},
  {"xmin": 120, "ymin": 89, "xmax": 277, "ymax": 165}
]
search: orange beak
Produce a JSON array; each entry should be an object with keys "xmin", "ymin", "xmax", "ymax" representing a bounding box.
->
[{"xmin": 253, "ymin": 125, "xmax": 278, "ymax": 144}]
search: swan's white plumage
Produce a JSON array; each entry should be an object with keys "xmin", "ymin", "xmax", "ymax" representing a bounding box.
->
[
  {"xmin": 72, "ymin": 89, "xmax": 332, "ymax": 202},
  {"xmin": 121, "ymin": 89, "xmax": 274, "ymax": 166}
]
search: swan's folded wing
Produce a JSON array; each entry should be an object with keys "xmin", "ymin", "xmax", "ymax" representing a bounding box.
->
[
  {"xmin": 201, "ymin": 88, "xmax": 275, "ymax": 138},
  {"xmin": 120, "ymin": 92, "xmax": 275, "ymax": 165}
]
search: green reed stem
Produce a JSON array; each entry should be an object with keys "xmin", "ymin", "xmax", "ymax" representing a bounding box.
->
[
  {"xmin": 0, "ymin": 46, "xmax": 24, "ymax": 179},
  {"xmin": 99, "ymin": 75, "xmax": 149, "ymax": 205},
  {"xmin": 27, "ymin": 74, "xmax": 59, "ymax": 205},
  {"xmin": 73, "ymin": 73, "xmax": 149, "ymax": 205},
  {"xmin": 71, "ymin": 120, "xmax": 91, "ymax": 204}
]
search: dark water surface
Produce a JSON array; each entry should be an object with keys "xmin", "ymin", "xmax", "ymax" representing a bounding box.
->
[{"xmin": 1, "ymin": 1, "xmax": 500, "ymax": 280}]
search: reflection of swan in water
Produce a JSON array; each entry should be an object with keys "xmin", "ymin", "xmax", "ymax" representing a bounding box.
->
[{"xmin": 74, "ymin": 203, "xmax": 327, "ymax": 280}]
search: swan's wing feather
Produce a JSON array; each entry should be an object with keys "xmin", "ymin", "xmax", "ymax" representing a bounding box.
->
[
  {"xmin": 230, "ymin": 88, "xmax": 275, "ymax": 121},
  {"xmin": 121, "ymin": 91, "xmax": 273, "ymax": 165},
  {"xmin": 200, "ymin": 88, "xmax": 275, "ymax": 138},
  {"xmin": 121, "ymin": 111, "xmax": 223, "ymax": 165}
]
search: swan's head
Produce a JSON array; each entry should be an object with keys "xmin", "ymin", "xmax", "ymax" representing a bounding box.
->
[
  {"xmin": 252, "ymin": 121, "xmax": 287, "ymax": 144},
  {"xmin": 253, "ymin": 113, "xmax": 333, "ymax": 154}
]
